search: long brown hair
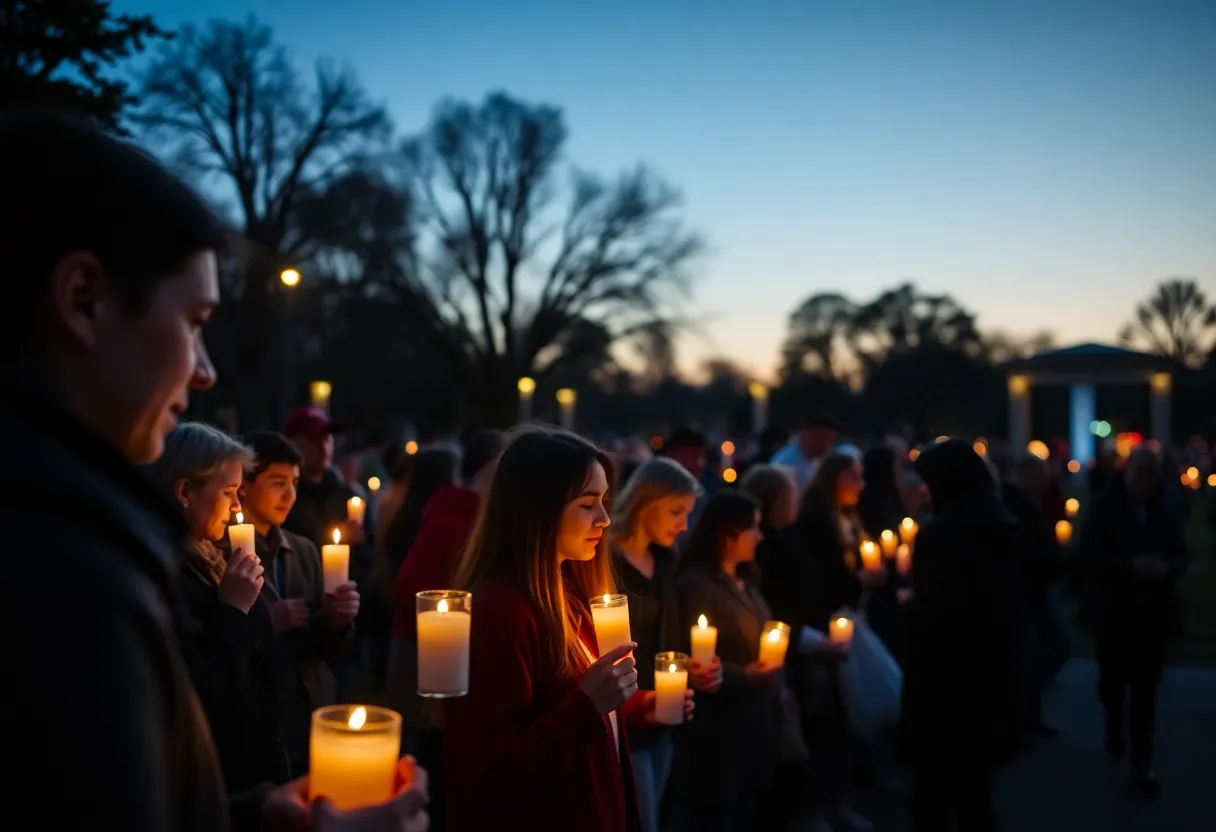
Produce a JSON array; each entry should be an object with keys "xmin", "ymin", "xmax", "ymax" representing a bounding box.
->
[{"xmin": 454, "ymin": 426, "xmax": 618, "ymax": 679}]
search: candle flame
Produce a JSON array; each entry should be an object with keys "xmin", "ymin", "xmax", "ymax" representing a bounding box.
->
[
  {"xmin": 901, "ymin": 517, "xmax": 915, "ymax": 531},
  {"xmin": 836, "ymin": 617, "xmax": 848, "ymax": 628},
  {"xmin": 697, "ymin": 614, "xmax": 708, "ymax": 629},
  {"xmin": 351, "ymin": 496, "xmax": 362, "ymax": 508},
  {"xmin": 668, "ymin": 663, "xmax": 677, "ymax": 673},
  {"xmin": 602, "ymin": 593, "xmax": 611, "ymax": 604},
  {"xmin": 332, "ymin": 528, "xmax": 341, "ymax": 545},
  {"xmin": 348, "ymin": 706, "xmax": 367, "ymax": 730},
  {"xmin": 767, "ymin": 628, "xmax": 781, "ymax": 642},
  {"xmin": 881, "ymin": 529, "xmax": 894, "ymax": 540},
  {"xmin": 235, "ymin": 512, "xmax": 243, "ymax": 524},
  {"xmin": 437, "ymin": 599, "xmax": 449, "ymax": 613}
]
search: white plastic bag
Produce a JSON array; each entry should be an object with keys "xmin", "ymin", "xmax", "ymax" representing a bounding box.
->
[{"xmin": 838, "ymin": 614, "xmax": 902, "ymax": 738}]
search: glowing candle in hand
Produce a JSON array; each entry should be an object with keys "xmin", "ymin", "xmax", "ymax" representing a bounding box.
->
[
  {"xmin": 416, "ymin": 591, "xmax": 472, "ymax": 697},
  {"xmin": 590, "ymin": 593, "xmax": 631, "ymax": 656},
  {"xmin": 829, "ymin": 614, "xmax": 855, "ymax": 645},
  {"xmin": 1065, "ymin": 498, "xmax": 1079, "ymax": 518},
  {"xmin": 1055, "ymin": 520, "xmax": 1072, "ymax": 545},
  {"xmin": 900, "ymin": 517, "xmax": 918, "ymax": 545},
  {"xmin": 321, "ymin": 528, "xmax": 350, "ymax": 592},
  {"xmin": 309, "ymin": 705, "xmax": 402, "ymax": 810},
  {"xmin": 690, "ymin": 614, "xmax": 718, "ymax": 666},
  {"xmin": 859, "ymin": 540, "xmax": 882, "ymax": 571},
  {"xmin": 896, "ymin": 543, "xmax": 912, "ymax": 576},
  {"xmin": 653, "ymin": 652, "xmax": 689, "ymax": 725},
  {"xmin": 346, "ymin": 495, "xmax": 366, "ymax": 525},
  {"xmin": 227, "ymin": 512, "xmax": 255, "ymax": 559},
  {"xmin": 757, "ymin": 621, "xmax": 790, "ymax": 667},
  {"xmin": 880, "ymin": 529, "xmax": 898, "ymax": 558}
]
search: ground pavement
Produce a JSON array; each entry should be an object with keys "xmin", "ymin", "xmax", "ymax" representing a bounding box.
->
[{"xmin": 817, "ymin": 658, "xmax": 1216, "ymax": 831}]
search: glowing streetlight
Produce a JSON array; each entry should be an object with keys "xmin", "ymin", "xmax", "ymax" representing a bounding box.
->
[
  {"xmin": 310, "ymin": 380, "xmax": 332, "ymax": 410},
  {"xmin": 280, "ymin": 267, "xmax": 301, "ymax": 287},
  {"xmin": 556, "ymin": 388, "xmax": 577, "ymax": 431},
  {"xmin": 517, "ymin": 376, "xmax": 536, "ymax": 423}
]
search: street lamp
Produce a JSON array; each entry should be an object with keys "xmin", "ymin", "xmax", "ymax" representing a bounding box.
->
[
  {"xmin": 556, "ymin": 388, "xmax": 577, "ymax": 431},
  {"xmin": 280, "ymin": 267, "xmax": 301, "ymax": 287},
  {"xmin": 748, "ymin": 382, "xmax": 769, "ymax": 434},
  {"xmin": 517, "ymin": 376, "xmax": 536, "ymax": 424}
]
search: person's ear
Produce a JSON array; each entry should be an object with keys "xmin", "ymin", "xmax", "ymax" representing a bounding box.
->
[
  {"xmin": 174, "ymin": 478, "xmax": 191, "ymax": 509},
  {"xmin": 49, "ymin": 251, "xmax": 111, "ymax": 349}
]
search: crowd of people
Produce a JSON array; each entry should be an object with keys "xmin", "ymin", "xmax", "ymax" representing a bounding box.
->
[{"xmin": 2, "ymin": 112, "xmax": 1193, "ymax": 832}]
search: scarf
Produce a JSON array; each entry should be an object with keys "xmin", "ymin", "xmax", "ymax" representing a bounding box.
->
[{"xmin": 186, "ymin": 536, "xmax": 227, "ymax": 585}]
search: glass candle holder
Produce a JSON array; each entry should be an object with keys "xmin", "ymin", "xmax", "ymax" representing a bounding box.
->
[
  {"xmin": 589, "ymin": 593, "xmax": 631, "ymax": 656},
  {"xmin": 309, "ymin": 705, "xmax": 402, "ymax": 810},
  {"xmin": 757, "ymin": 620, "xmax": 791, "ymax": 667},
  {"xmin": 416, "ymin": 590, "xmax": 472, "ymax": 698},
  {"xmin": 653, "ymin": 651, "xmax": 689, "ymax": 725}
]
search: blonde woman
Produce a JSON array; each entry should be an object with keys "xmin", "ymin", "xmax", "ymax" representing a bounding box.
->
[{"xmin": 613, "ymin": 457, "xmax": 721, "ymax": 832}]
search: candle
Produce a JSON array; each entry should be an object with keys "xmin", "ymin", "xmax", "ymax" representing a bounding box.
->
[
  {"xmin": 880, "ymin": 529, "xmax": 898, "ymax": 558},
  {"xmin": 347, "ymin": 495, "xmax": 366, "ymax": 525},
  {"xmin": 896, "ymin": 543, "xmax": 912, "ymax": 576},
  {"xmin": 757, "ymin": 620, "xmax": 790, "ymax": 667},
  {"xmin": 227, "ymin": 511, "xmax": 255, "ymax": 559},
  {"xmin": 653, "ymin": 651, "xmax": 689, "ymax": 725},
  {"xmin": 1065, "ymin": 498, "xmax": 1079, "ymax": 518},
  {"xmin": 690, "ymin": 614, "xmax": 718, "ymax": 666},
  {"xmin": 829, "ymin": 613, "xmax": 855, "ymax": 645},
  {"xmin": 309, "ymin": 705, "xmax": 402, "ymax": 810},
  {"xmin": 859, "ymin": 540, "xmax": 882, "ymax": 571},
  {"xmin": 416, "ymin": 590, "xmax": 472, "ymax": 697},
  {"xmin": 900, "ymin": 517, "xmax": 918, "ymax": 545},
  {"xmin": 590, "ymin": 593, "xmax": 631, "ymax": 656},
  {"xmin": 1055, "ymin": 520, "xmax": 1072, "ymax": 545},
  {"xmin": 321, "ymin": 528, "xmax": 350, "ymax": 592}
]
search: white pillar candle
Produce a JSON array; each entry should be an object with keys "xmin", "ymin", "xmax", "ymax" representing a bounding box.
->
[
  {"xmin": 309, "ymin": 705, "xmax": 402, "ymax": 811},
  {"xmin": 589, "ymin": 593, "xmax": 631, "ymax": 657},
  {"xmin": 346, "ymin": 495, "xmax": 366, "ymax": 525},
  {"xmin": 758, "ymin": 621, "xmax": 790, "ymax": 667},
  {"xmin": 653, "ymin": 652, "xmax": 688, "ymax": 725},
  {"xmin": 880, "ymin": 529, "xmax": 898, "ymax": 558},
  {"xmin": 227, "ymin": 512, "xmax": 255, "ymax": 559},
  {"xmin": 859, "ymin": 540, "xmax": 882, "ymax": 571},
  {"xmin": 829, "ymin": 613, "xmax": 855, "ymax": 645},
  {"xmin": 690, "ymin": 614, "xmax": 718, "ymax": 666},
  {"xmin": 900, "ymin": 517, "xmax": 918, "ymax": 545},
  {"xmin": 416, "ymin": 591, "xmax": 472, "ymax": 698},
  {"xmin": 321, "ymin": 528, "xmax": 350, "ymax": 592}
]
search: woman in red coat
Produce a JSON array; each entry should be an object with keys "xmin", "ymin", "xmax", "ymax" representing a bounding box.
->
[{"xmin": 445, "ymin": 427, "xmax": 649, "ymax": 832}]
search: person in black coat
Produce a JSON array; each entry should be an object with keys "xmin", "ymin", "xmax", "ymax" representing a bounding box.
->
[
  {"xmin": 1074, "ymin": 447, "xmax": 1188, "ymax": 794},
  {"xmin": 144, "ymin": 423, "xmax": 290, "ymax": 790},
  {"xmin": 903, "ymin": 440, "xmax": 1024, "ymax": 832},
  {"xmin": 858, "ymin": 445, "xmax": 909, "ymax": 661}
]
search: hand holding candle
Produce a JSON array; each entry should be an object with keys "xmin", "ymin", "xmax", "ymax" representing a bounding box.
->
[
  {"xmin": 653, "ymin": 652, "xmax": 690, "ymax": 725},
  {"xmin": 757, "ymin": 620, "xmax": 790, "ymax": 668},
  {"xmin": 590, "ymin": 593, "xmax": 631, "ymax": 656},
  {"xmin": 416, "ymin": 590, "xmax": 472, "ymax": 698},
  {"xmin": 828, "ymin": 612, "xmax": 855, "ymax": 646},
  {"xmin": 859, "ymin": 540, "xmax": 882, "ymax": 571},
  {"xmin": 346, "ymin": 495, "xmax": 366, "ymax": 525},
  {"xmin": 228, "ymin": 512, "xmax": 255, "ymax": 559},
  {"xmin": 900, "ymin": 517, "xmax": 918, "ymax": 545},
  {"xmin": 309, "ymin": 705, "xmax": 403, "ymax": 811},
  {"xmin": 321, "ymin": 528, "xmax": 350, "ymax": 593},
  {"xmin": 690, "ymin": 614, "xmax": 718, "ymax": 666},
  {"xmin": 880, "ymin": 529, "xmax": 898, "ymax": 558}
]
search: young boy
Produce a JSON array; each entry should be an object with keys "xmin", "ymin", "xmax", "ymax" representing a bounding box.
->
[{"xmin": 241, "ymin": 430, "xmax": 360, "ymax": 775}]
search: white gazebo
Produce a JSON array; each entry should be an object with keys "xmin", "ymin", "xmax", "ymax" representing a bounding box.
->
[{"xmin": 1000, "ymin": 343, "xmax": 1175, "ymax": 462}]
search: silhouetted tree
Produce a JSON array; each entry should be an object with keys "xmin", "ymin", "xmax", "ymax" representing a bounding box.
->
[
  {"xmin": 401, "ymin": 92, "xmax": 705, "ymax": 424},
  {"xmin": 780, "ymin": 291, "xmax": 856, "ymax": 380},
  {"xmin": 982, "ymin": 329, "xmax": 1055, "ymax": 363},
  {"xmin": 0, "ymin": 0, "xmax": 167, "ymax": 130},
  {"xmin": 134, "ymin": 17, "xmax": 391, "ymax": 425},
  {"xmin": 1120, "ymin": 278, "xmax": 1216, "ymax": 367},
  {"xmin": 848, "ymin": 283, "xmax": 983, "ymax": 371}
]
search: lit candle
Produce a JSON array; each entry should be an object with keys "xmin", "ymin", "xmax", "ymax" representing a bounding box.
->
[
  {"xmin": 416, "ymin": 591, "xmax": 472, "ymax": 697},
  {"xmin": 859, "ymin": 540, "xmax": 882, "ymax": 571},
  {"xmin": 346, "ymin": 495, "xmax": 366, "ymax": 525},
  {"xmin": 653, "ymin": 652, "xmax": 689, "ymax": 725},
  {"xmin": 309, "ymin": 705, "xmax": 402, "ymax": 811},
  {"xmin": 829, "ymin": 614, "xmax": 855, "ymax": 645},
  {"xmin": 895, "ymin": 543, "xmax": 912, "ymax": 576},
  {"xmin": 1055, "ymin": 520, "xmax": 1072, "ymax": 546},
  {"xmin": 227, "ymin": 511, "xmax": 255, "ymax": 559},
  {"xmin": 900, "ymin": 517, "xmax": 918, "ymax": 545},
  {"xmin": 880, "ymin": 529, "xmax": 898, "ymax": 558},
  {"xmin": 321, "ymin": 528, "xmax": 350, "ymax": 592},
  {"xmin": 1065, "ymin": 498, "xmax": 1079, "ymax": 518},
  {"xmin": 757, "ymin": 620, "xmax": 790, "ymax": 667},
  {"xmin": 690, "ymin": 614, "xmax": 718, "ymax": 666},
  {"xmin": 589, "ymin": 593, "xmax": 631, "ymax": 657}
]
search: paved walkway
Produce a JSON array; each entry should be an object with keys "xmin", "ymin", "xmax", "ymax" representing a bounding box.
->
[{"xmin": 838, "ymin": 658, "xmax": 1216, "ymax": 831}]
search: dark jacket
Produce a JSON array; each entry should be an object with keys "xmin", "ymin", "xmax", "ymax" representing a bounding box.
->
[
  {"xmin": 178, "ymin": 547, "xmax": 290, "ymax": 789},
  {"xmin": 283, "ymin": 468, "xmax": 356, "ymax": 551},
  {"xmin": 1000, "ymin": 482, "xmax": 1061, "ymax": 609},
  {"xmin": 0, "ymin": 377, "xmax": 252, "ymax": 830},
  {"xmin": 792, "ymin": 503, "xmax": 863, "ymax": 633}
]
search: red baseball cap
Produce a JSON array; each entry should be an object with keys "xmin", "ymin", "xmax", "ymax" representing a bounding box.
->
[{"xmin": 283, "ymin": 406, "xmax": 345, "ymax": 438}]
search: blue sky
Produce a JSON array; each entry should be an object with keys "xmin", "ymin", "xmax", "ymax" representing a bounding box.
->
[{"xmin": 117, "ymin": 0, "xmax": 1216, "ymax": 379}]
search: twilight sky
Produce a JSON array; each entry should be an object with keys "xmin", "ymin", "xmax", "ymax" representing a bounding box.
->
[{"xmin": 118, "ymin": 0, "xmax": 1216, "ymax": 380}]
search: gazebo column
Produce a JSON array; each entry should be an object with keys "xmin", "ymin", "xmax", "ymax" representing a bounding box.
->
[
  {"xmin": 1008, "ymin": 374, "xmax": 1031, "ymax": 453},
  {"xmin": 1069, "ymin": 383, "xmax": 1096, "ymax": 464},
  {"xmin": 1150, "ymin": 373, "xmax": 1172, "ymax": 446}
]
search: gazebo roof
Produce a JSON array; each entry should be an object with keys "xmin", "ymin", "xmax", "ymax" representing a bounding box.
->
[{"xmin": 1001, "ymin": 342, "xmax": 1175, "ymax": 379}]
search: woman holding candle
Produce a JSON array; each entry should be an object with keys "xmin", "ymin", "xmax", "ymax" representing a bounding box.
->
[
  {"xmin": 674, "ymin": 491, "xmax": 781, "ymax": 831},
  {"xmin": 446, "ymin": 427, "xmax": 651, "ymax": 832},
  {"xmin": 143, "ymin": 423, "xmax": 289, "ymax": 791},
  {"xmin": 611, "ymin": 457, "xmax": 714, "ymax": 832}
]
